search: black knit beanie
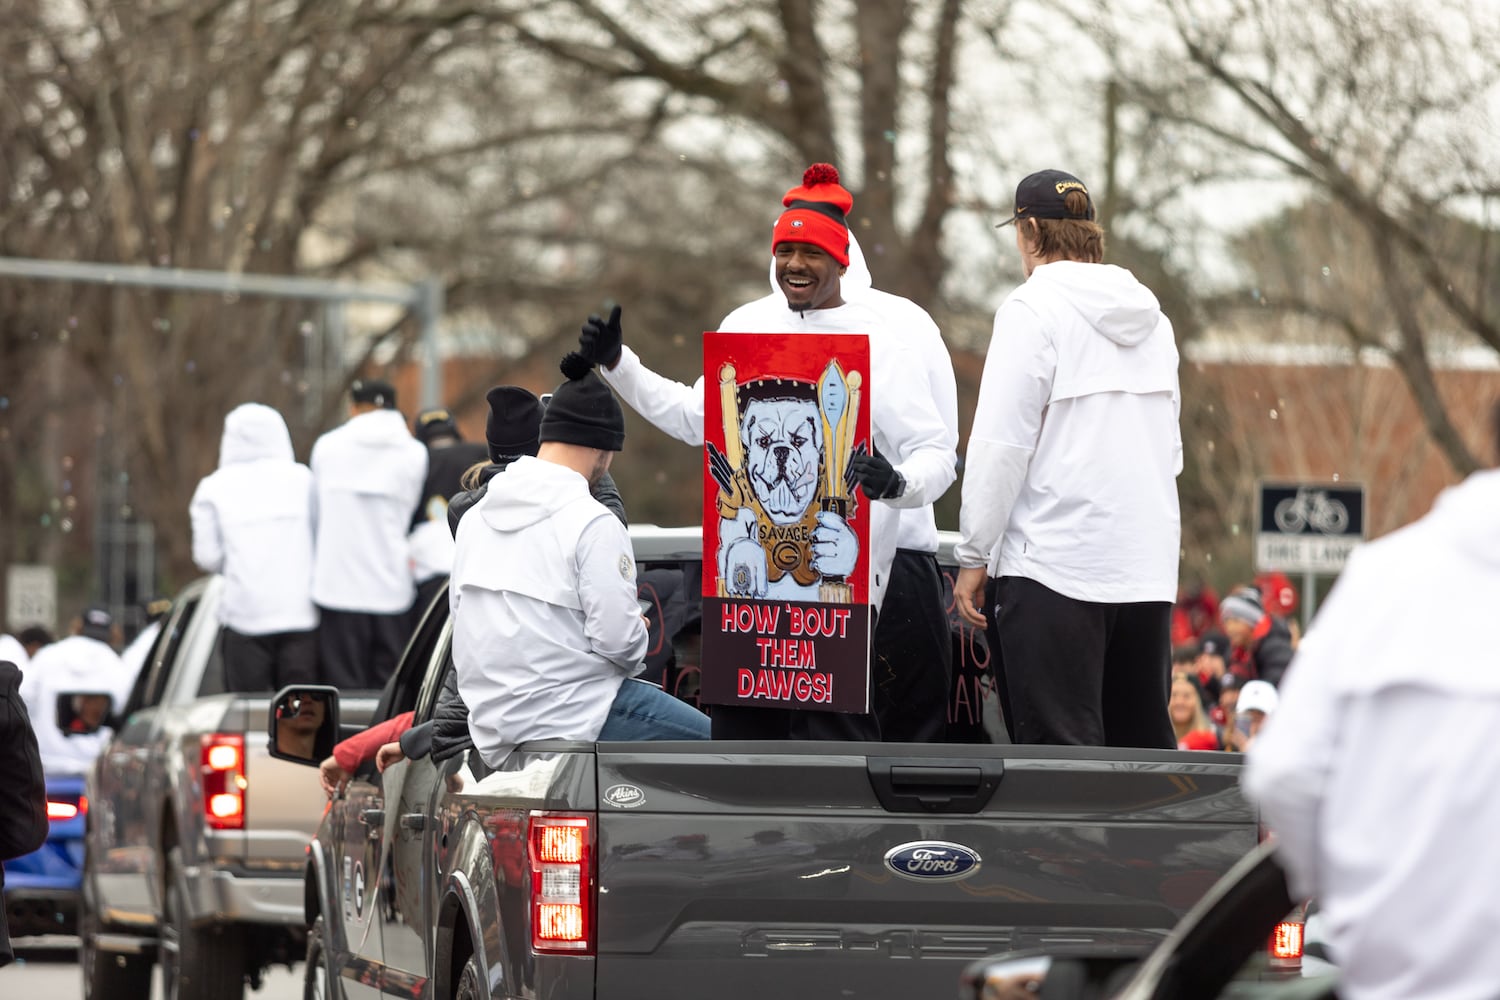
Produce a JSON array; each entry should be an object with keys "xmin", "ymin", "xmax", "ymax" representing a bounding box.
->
[
  {"xmin": 485, "ymin": 386, "xmax": 543, "ymax": 462},
  {"xmin": 541, "ymin": 355, "xmax": 626, "ymax": 452}
]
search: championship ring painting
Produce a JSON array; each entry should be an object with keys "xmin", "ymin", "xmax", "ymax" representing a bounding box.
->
[{"xmin": 701, "ymin": 331, "xmax": 873, "ymax": 714}]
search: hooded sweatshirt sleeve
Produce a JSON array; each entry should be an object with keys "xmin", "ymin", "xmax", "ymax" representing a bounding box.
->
[
  {"xmin": 600, "ymin": 346, "xmax": 707, "ymax": 446},
  {"xmin": 189, "ymin": 479, "xmax": 225, "ymax": 574},
  {"xmin": 1244, "ymin": 580, "xmax": 1351, "ymax": 900},
  {"xmin": 576, "ymin": 516, "xmax": 650, "ymax": 672},
  {"xmin": 955, "ymin": 299, "xmax": 1057, "ymax": 570},
  {"xmin": 876, "ymin": 335, "xmax": 958, "ymax": 510}
]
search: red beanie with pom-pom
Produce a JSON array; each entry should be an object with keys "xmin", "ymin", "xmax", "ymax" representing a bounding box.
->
[{"xmin": 772, "ymin": 163, "xmax": 852, "ymax": 266}]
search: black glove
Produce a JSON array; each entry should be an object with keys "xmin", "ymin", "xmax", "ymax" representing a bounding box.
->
[
  {"xmin": 849, "ymin": 450, "xmax": 905, "ymax": 500},
  {"xmin": 579, "ymin": 304, "xmax": 623, "ymax": 369}
]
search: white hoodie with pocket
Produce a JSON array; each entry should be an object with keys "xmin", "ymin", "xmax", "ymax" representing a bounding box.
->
[
  {"xmin": 190, "ymin": 403, "xmax": 319, "ymax": 634},
  {"xmin": 955, "ymin": 260, "xmax": 1182, "ymax": 603}
]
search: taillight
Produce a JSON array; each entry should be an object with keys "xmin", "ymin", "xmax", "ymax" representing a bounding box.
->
[
  {"xmin": 528, "ymin": 814, "xmax": 593, "ymax": 954},
  {"xmin": 201, "ymin": 734, "xmax": 246, "ymax": 831},
  {"xmin": 47, "ymin": 800, "xmax": 79, "ymax": 821},
  {"xmin": 1269, "ymin": 919, "xmax": 1304, "ymax": 971}
]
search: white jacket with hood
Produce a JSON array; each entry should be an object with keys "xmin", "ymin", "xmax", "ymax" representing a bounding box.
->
[
  {"xmin": 190, "ymin": 403, "xmax": 319, "ymax": 634},
  {"xmin": 1245, "ymin": 469, "xmax": 1500, "ymax": 1000},
  {"xmin": 603, "ymin": 254, "xmax": 958, "ymax": 611},
  {"xmin": 23, "ymin": 635, "xmax": 135, "ymax": 776},
  {"xmin": 804, "ymin": 236, "xmax": 959, "ymax": 555},
  {"xmin": 310, "ymin": 408, "xmax": 428, "ymax": 614},
  {"xmin": 955, "ymin": 260, "xmax": 1181, "ymax": 603},
  {"xmin": 450, "ymin": 457, "xmax": 648, "ymax": 766}
]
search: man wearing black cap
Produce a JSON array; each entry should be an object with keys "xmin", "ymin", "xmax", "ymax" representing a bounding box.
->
[
  {"xmin": 451, "ymin": 360, "xmax": 708, "ymax": 766},
  {"xmin": 446, "ymin": 385, "xmax": 629, "ymax": 535},
  {"xmin": 953, "ymin": 169, "xmax": 1182, "ymax": 748},
  {"xmin": 310, "ymin": 379, "xmax": 429, "ymax": 690}
]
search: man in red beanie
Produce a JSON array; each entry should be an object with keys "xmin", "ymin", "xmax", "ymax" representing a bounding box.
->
[{"xmin": 575, "ymin": 164, "xmax": 957, "ymax": 742}]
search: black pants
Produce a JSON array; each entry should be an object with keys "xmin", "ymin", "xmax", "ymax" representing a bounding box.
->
[
  {"xmin": 221, "ymin": 627, "xmax": 319, "ymax": 693},
  {"xmin": 871, "ymin": 549, "xmax": 953, "ymax": 743},
  {"xmin": 984, "ymin": 576, "xmax": 1173, "ymax": 748},
  {"xmin": 316, "ymin": 606, "xmax": 412, "ymax": 693}
]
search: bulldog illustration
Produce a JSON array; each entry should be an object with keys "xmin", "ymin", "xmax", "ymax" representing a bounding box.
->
[{"xmin": 709, "ymin": 375, "xmax": 858, "ymax": 602}]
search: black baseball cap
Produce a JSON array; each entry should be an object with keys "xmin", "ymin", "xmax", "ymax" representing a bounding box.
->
[
  {"xmin": 997, "ymin": 169, "xmax": 1096, "ymax": 227},
  {"xmin": 80, "ymin": 605, "xmax": 114, "ymax": 641},
  {"xmin": 414, "ymin": 408, "xmax": 461, "ymax": 445},
  {"xmin": 351, "ymin": 378, "xmax": 397, "ymax": 409}
]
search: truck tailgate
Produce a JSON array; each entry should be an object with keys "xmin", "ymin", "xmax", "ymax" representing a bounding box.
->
[{"xmin": 592, "ymin": 742, "xmax": 1253, "ymax": 1000}]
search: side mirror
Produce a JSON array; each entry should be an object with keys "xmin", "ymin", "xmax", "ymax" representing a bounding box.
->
[
  {"xmin": 268, "ymin": 685, "xmax": 341, "ymax": 766},
  {"xmin": 56, "ymin": 691, "xmax": 114, "ymax": 736}
]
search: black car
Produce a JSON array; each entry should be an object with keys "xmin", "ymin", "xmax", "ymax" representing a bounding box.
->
[{"xmin": 959, "ymin": 840, "xmax": 1335, "ymax": 1000}]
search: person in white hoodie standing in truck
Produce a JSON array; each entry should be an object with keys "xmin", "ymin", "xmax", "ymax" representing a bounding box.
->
[
  {"xmin": 310, "ymin": 379, "xmax": 428, "ymax": 691},
  {"xmin": 190, "ymin": 403, "xmax": 319, "ymax": 691},
  {"xmin": 451, "ymin": 358, "xmax": 709, "ymax": 766},
  {"xmin": 575, "ymin": 163, "xmax": 957, "ymax": 742},
  {"xmin": 953, "ymin": 169, "xmax": 1181, "ymax": 748}
]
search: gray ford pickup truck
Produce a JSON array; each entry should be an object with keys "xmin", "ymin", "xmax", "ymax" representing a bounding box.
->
[
  {"xmin": 80, "ymin": 575, "xmax": 378, "ymax": 1000},
  {"xmin": 271, "ymin": 526, "xmax": 1257, "ymax": 1000}
]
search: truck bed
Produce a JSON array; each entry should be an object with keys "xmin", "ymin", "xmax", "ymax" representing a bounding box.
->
[{"xmin": 442, "ymin": 740, "xmax": 1253, "ymax": 1000}]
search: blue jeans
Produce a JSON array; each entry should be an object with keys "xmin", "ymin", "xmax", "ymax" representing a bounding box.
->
[{"xmin": 598, "ymin": 679, "xmax": 710, "ymax": 741}]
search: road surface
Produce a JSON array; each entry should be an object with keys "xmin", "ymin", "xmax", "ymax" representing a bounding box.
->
[{"xmin": 0, "ymin": 937, "xmax": 303, "ymax": 999}]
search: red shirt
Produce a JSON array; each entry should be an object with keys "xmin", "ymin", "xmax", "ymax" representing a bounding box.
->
[{"xmin": 333, "ymin": 711, "xmax": 415, "ymax": 772}]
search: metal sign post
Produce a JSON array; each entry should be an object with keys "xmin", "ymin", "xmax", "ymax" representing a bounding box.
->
[{"xmin": 1255, "ymin": 481, "xmax": 1368, "ymax": 630}]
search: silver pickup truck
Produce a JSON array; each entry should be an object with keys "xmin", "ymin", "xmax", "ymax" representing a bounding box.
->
[
  {"xmin": 271, "ymin": 527, "xmax": 1257, "ymax": 1000},
  {"xmin": 80, "ymin": 575, "xmax": 377, "ymax": 1000}
]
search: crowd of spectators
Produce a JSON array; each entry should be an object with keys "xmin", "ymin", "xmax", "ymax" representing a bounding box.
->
[{"xmin": 1166, "ymin": 571, "xmax": 1301, "ymax": 752}]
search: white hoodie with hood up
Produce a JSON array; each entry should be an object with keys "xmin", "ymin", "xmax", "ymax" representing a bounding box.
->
[
  {"xmin": 1245, "ymin": 468, "xmax": 1500, "ymax": 1000},
  {"xmin": 955, "ymin": 260, "xmax": 1181, "ymax": 603},
  {"xmin": 23, "ymin": 634, "xmax": 135, "ymax": 776},
  {"xmin": 190, "ymin": 403, "xmax": 319, "ymax": 634},
  {"xmin": 310, "ymin": 408, "xmax": 428, "ymax": 613},
  {"xmin": 603, "ymin": 254, "xmax": 958, "ymax": 611},
  {"xmin": 450, "ymin": 457, "xmax": 648, "ymax": 766}
]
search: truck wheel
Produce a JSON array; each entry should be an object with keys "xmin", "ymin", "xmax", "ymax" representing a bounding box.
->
[
  {"xmin": 454, "ymin": 952, "xmax": 485, "ymax": 1000},
  {"xmin": 163, "ymin": 846, "xmax": 247, "ymax": 1000},
  {"xmin": 304, "ymin": 915, "xmax": 341, "ymax": 1000},
  {"xmin": 80, "ymin": 881, "xmax": 152, "ymax": 999}
]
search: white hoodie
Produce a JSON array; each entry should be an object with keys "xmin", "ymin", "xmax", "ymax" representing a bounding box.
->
[
  {"xmin": 310, "ymin": 408, "xmax": 428, "ymax": 614},
  {"xmin": 23, "ymin": 635, "xmax": 135, "ymax": 776},
  {"xmin": 808, "ymin": 236, "xmax": 959, "ymax": 554},
  {"xmin": 450, "ymin": 457, "xmax": 648, "ymax": 765},
  {"xmin": 190, "ymin": 403, "xmax": 319, "ymax": 634},
  {"xmin": 1245, "ymin": 469, "xmax": 1500, "ymax": 1000},
  {"xmin": 0, "ymin": 634, "xmax": 28, "ymax": 672},
  {"xmin": 603, "ymin": 266, "xmax": 957, "ymax": 610},
  {"xmin": 955, "ymin": 260, "xmax": 1181, "ymax": 603}
]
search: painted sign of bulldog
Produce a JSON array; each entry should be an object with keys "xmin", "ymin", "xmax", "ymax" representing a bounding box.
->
[
  {"xmin": 700, "ymin": 331, "xmax": 873, "ymax": 714},
  {"xmin": 705, "ymin": 355, "xmax": 867, "ymax": 603}
]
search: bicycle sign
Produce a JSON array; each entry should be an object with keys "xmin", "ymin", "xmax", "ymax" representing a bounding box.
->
[{"xmin": 1256, "ymin": 481, "xmax": 1365, "ymax": 574}]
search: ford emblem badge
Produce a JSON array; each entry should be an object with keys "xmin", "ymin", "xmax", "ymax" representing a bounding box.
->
[
  {"xmin": 883, "ymin": 841, "xmax": 981, "ymax": 882},
  {"xmin": 603, "ymin": 783, "xmax": 646, "ymax": 809}
]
